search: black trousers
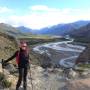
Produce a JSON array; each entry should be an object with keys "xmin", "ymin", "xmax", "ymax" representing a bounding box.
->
[{"xmin": 16, "ymin": 67, "xmax": 28, "ymax": 90}]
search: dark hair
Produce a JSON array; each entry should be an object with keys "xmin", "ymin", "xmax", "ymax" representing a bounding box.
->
[{"xmin": 19, "ymin": 41, "xmax": 29, "ymax": 56}]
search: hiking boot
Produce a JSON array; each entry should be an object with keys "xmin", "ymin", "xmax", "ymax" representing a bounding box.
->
[
  {"xmin": 23, "ymin": 82, "xmax": 27, "ymax": 90},
  {"xmin": 16, "ymin": 87, "xmax": 19, "ymax": 90},
  {"xmin": 23, "ymin": 85, "xmax": 27, "ymax": 90}
]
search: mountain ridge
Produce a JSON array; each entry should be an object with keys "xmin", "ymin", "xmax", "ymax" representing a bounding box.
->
[
  {"xmin": 0, "ymin": 23, "xmax": 23, "ymax": 37},
  {"xmin": 69, "ymin": 23, "xmax": 90, "ymax": 42},
  {"xmin": 17, "ymin": 20, "xmax": 90, "ymax": 35}
]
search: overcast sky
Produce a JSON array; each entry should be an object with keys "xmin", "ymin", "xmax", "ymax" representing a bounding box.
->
[{"xmin": 0, "ymin": 0, "xmax": 90, "ymax": 29}]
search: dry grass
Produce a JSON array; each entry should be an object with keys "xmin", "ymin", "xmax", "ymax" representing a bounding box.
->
[{"xmin": 0, "ymin": 33, "xmax": 17, "ymax": 62}]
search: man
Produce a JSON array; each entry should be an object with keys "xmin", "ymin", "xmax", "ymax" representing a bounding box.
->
[{"xmin": 3, "ymin": 41, "xmax": 30, "ymax": 90}]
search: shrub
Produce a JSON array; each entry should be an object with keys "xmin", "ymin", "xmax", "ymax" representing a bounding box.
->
[
  {"xmin": 0, "ymin": 72, "xmax": 5, "ymax": 81},
  {"xmin": 0, "ymin": 72, "xmax": 12, "ymax": 88},
  {"xmin": 2, "ymin": 79, "xmax": 12, "ymax": 88}
]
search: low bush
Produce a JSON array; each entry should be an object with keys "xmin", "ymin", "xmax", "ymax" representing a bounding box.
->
[
  {"xmin": 2, "ymin": 79, "xmax": 12, "ymax": 88},
  {"xmin": 0, "ymin": 72, "xmax": 12, "ymax": 88}
]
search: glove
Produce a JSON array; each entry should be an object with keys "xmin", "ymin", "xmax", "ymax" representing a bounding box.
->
[{"xmin": 2, "ymin": 60, "xmax": 7, "ymax": 68}]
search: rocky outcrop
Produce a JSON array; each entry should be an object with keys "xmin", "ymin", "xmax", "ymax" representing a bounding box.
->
[
  {"xmin": 65, "ymin": 78, "xmax": 90, "ymax": 90},
  {"xmin": 0, "ymin": 63, "xmax": 67, "ymax": 90},
  {"xmin": 1, "ymin": 62, "xmax": 90, "ymax": 90},
  {"xmin": 0, "ymin": 63, "xmax": 17, "ymax": 89}
]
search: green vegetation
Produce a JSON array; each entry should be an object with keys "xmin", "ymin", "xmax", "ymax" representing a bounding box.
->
[
  {"xmin": 78, "ymin": 64, "xmax": 90, "ymax": 69},
  {"xmin": 0, "ymin": 72, "xmax": 5, "ymax": 81},
  {"xmin": 0, "ymin": 72, "xmax": 12, "ymax": 88},
  {"xmin": 2, "ymin": 79, "xmax": 12, "ymax": 88},
  {"xmin": 19, "ymin": 35, "xmax": 67, "ymax": 45},
  {"xmin": 18, "ymin": 34, "xmax": 53, "ymax": 39}
]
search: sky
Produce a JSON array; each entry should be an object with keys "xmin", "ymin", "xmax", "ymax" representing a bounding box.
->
[{"xmin": 0, "ymin": 0, "xmax": 90, "ymax": 29}]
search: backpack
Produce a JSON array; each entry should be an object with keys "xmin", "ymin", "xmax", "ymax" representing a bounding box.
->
[
  {"xmin": 16, "ymin": 50, "xmax": 29, "ymax": 65},
  {"xmin": 16, "ymin": 51, "xmax": 20, "ymax": 64}
]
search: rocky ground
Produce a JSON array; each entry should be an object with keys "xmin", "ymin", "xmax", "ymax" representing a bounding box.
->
[
  {"xmin": 65, "ymin": 78, "xmax": 90, "ymax": 90},
  {"xmin": 0, "ymin": 63, "xmax": 66, "ymax": 90},
  {"xmin": 1, "ymin": 62, "xmax": 90, "ymax": 90}
]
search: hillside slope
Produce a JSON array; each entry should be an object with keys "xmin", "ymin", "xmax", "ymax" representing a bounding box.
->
[
  {"xmin": 70, "ymin": 23, "xmax": 90, "ymax": 42},
  {"xmin": 0, "ymin": 32, "xmax": 18, "ymax": 60},
  {"xmin": 0, "ymin": 23, "xmax": 24, "ymax": 37}
]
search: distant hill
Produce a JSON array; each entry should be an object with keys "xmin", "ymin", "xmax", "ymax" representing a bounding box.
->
[
  {"xmin": 0, "ymin": 20, "xmax": 90, "ymax": 38},
  {"xmin": 17, "ymin": 26, "xmax": 32, "ymax": 33},
  {"xmin": 0, "ymin": 23, "xmax": 24, "ymax": 37},
  {"xmin": 17, "ymin": 20, "xmax": 90, "ymax": 36},
  {"xmin": 70, "ymin": 23, "xmax": 90, "ymax": 43},
  {"xmin": 33, "ymin": 20, "xmax": 90, "ymax": 35}
]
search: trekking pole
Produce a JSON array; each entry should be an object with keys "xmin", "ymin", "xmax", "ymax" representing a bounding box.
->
[
  {"xmin": 1, "ymin": 59, "xmax": 4, "ymax": 90},
  {"xmin": 29, "ymin": 64, "xmax": 33, "ymax": 90}
]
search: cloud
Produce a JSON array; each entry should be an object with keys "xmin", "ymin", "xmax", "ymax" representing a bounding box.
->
[
  {"xmin": 30, "ymin": 5, "xmax": 49, "ymax": 11},
  {"xmin": 0, "ymin": 7, "xmax": 13, "ymax": 13},
  {"xmin": 30, "ymin": 5, "xmax": 63, "ymax": 12},
  {"xmin": 0, "ymin": 18, "xmax": 6, "ymax": 23},
  {"xmin": 30, "ymin": 5, "xmax": 79, "ymax": 14},
  {"xmin": 1, "ymin": 5, "xmax": 90, "ymax": 29}
]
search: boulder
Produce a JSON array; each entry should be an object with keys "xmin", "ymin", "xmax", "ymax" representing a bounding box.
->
[
  {"xmin": 4, "ymin": 63, "xmax": 16, "ymax": 73},
  {"xmin": 69, "ymin": 69, "xmax": 79, "ymax": 79},
  {"xmin": 66, "ymin": 78, "xmax": 90, "ymax": 90}
]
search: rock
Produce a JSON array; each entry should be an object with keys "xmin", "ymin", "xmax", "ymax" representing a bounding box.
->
[
  {"xmin": 7, "ymin": 75, "xmax": 17, "ymax": 89},
  {"xmin": 0, "ymin": 63, "xmax": 17, "ymax": 90},
  {"xmin": 79, "ymin": 69, "xmax": 90, "ymax": 78},
  {"xmin": 69, "ymin": 69, "xmax": 79, "ymax": 79},
  {"xmin": 0, "ymin": 64, "xmax": 67, "ymax": 90},
  {"xmin": 3, "ymin": 69, "xmax": 10, "ymax": 75},
  {"xmin": 0, "ymin": 63, "xmax": 3, "ymax": 73},
  {"xmin": 0, "ymin": 64, "xmax": 10, "ymax": 75},
  {"xmin": 65, "ymin": 78, "xmax": 90, "ymax": 90},
  {"xmin": 82, "ymin": 71, "xmax": 89, "ymax": 76},
  {"xmin": 4, "ymin": 63, "xmax": 16, "ymax": 73}
]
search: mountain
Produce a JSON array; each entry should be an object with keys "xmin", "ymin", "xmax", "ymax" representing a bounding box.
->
[
  {"xmin": 1, "ymin": 20, "xmax": 90, "ymax": 37},
  {"xmin": 71, "ymin": 20, "xmax": 90, "ymax": 28},
  {"xmin": 17, "ymin": 26, "xmax": 32, "ymax": 33},
  {"xmin": 33, "ymin": 20, "xmax": 90, "ymax": 35},
  {"xmin": 36, "ymin": 24, "xmax": 75, "ymax": 35},
  {"xmin": 0, "ymin": 23, "xmax": 23, "ymax": 37},
  {"xmin": 70, "ymin": 23, "xmax": 90, "ymax": 42},
  {"xmin": 17, "ymin": 20, "xmax": 90, "ymax": 36}
]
